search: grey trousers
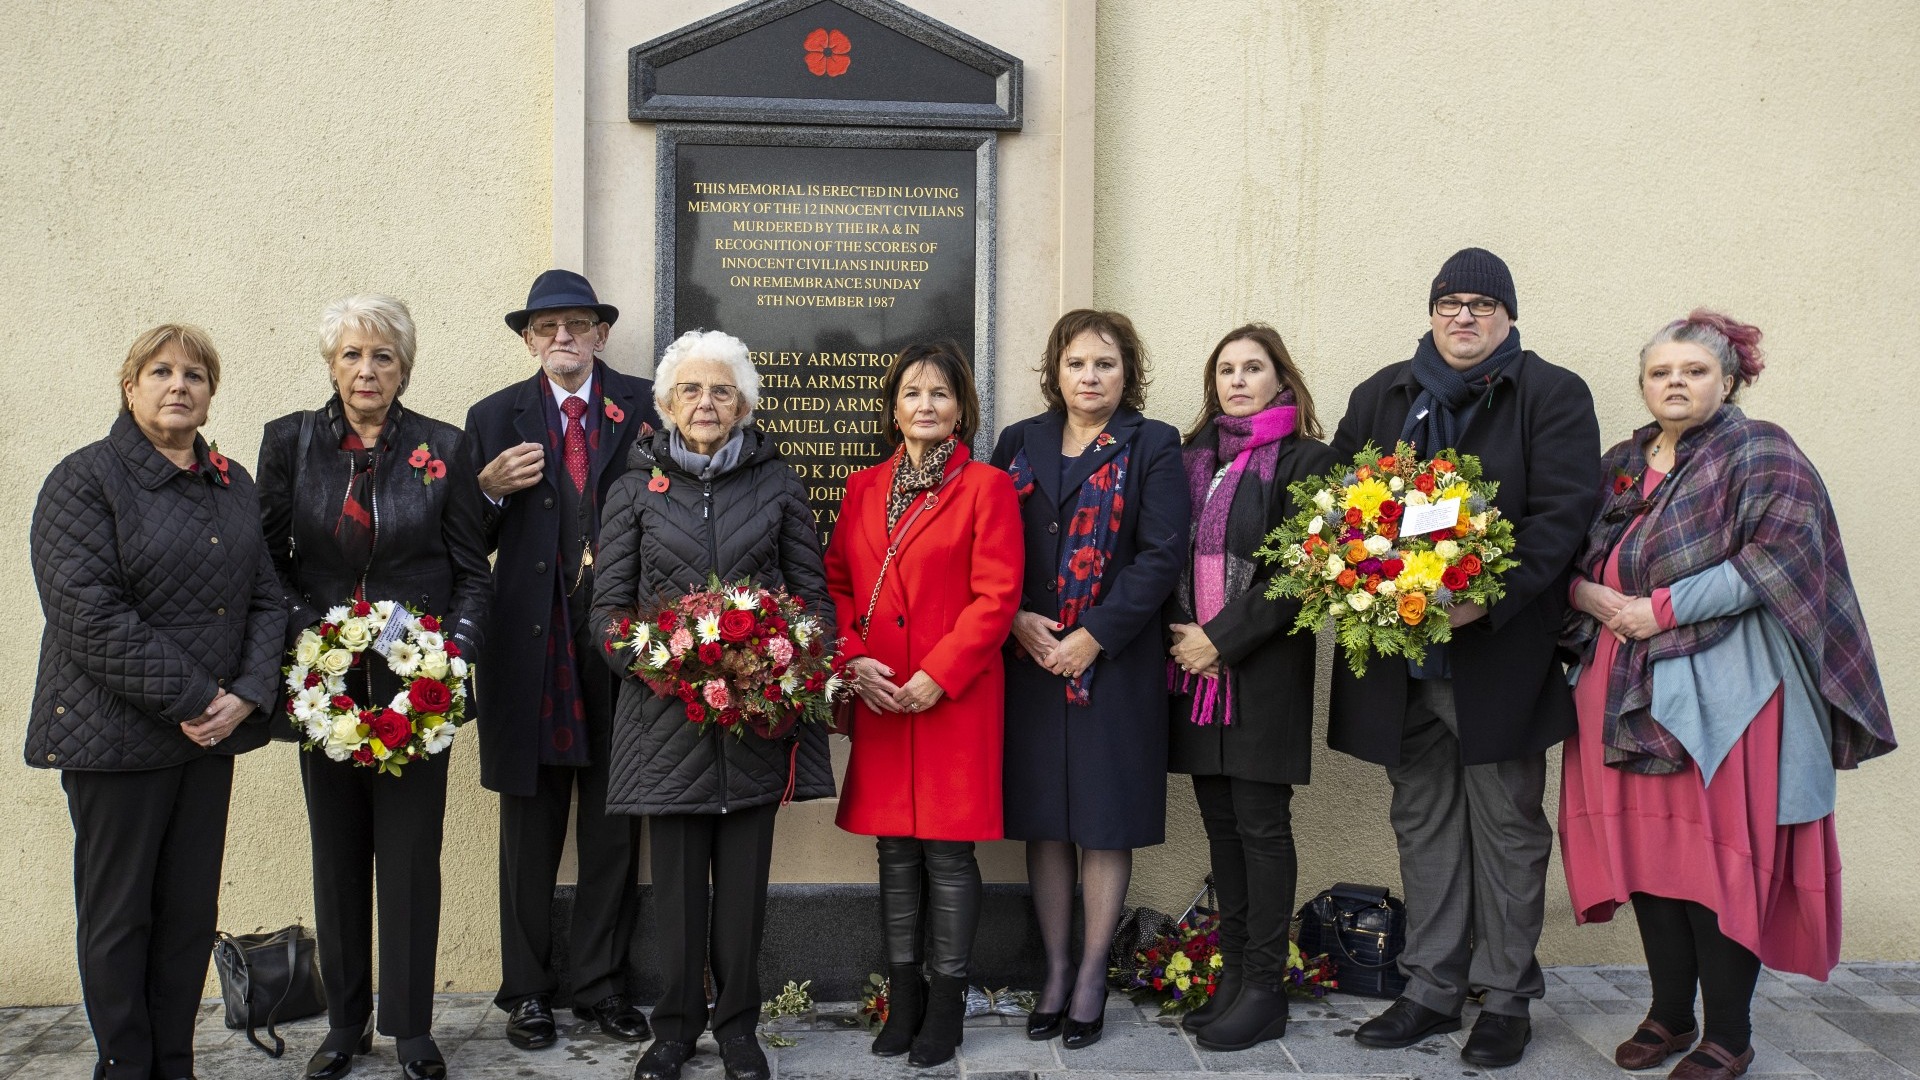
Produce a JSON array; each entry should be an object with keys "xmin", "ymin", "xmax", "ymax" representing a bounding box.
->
[{"xmin": 1386, "ymin": 678, "xmax": 1550, "ymax": 1018}]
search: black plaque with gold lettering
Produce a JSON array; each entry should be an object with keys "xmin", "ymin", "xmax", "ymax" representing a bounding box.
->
[{"xmin": 656, "ymin": 124, "xmax": 995, "ymax": 541}]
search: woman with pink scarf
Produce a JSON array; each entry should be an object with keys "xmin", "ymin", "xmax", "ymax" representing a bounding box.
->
[{"xmin": 1166, "ymin": 323, "xmax": 1335, "ymax": 1052}]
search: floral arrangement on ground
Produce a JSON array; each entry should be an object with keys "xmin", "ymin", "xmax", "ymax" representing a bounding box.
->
[
  {"xmin": 1256, "ymin": 441, "xmax": 1518, "ymax": 676},
  {"xmin": 1112, "ymin": 910, "xmax": 1335, "ymax": 1014},
  {"xmin": 605, "ymin": 575, "xmax": 846, "ymax": 739},
  {"xmin": 284, "ymin": 601, "xmax": 469, "ymax": 775}
]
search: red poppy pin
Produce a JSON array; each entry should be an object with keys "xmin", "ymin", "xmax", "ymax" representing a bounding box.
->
[
  {"xmin": 206, "ymin": 441, "xmax": 231, "ymax": 486},
  {"xmin": 1093, "ymin": 432, "xmax": 1116, "ymax": 449},
  {"xmin": 604, "ymin": 397, "xmax": 625, "ymax": 424},
  {"xmin": 1611, "ymin": 468, "xmax": 1636, "ymax": 495},
  {"xmin": 804, "ymin": 28, "xmax": 851, "ymax": 77},
  {"xmin": 412, "ymin": 442, "xmax": 447, "ymax": 485},
  {"xmin": 648, "ymin": 466, "xmax": 670, "ymax": 493}
]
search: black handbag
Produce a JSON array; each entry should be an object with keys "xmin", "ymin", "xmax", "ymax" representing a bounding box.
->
[
  {"xmin": 212, "ymin": 924, "xmax": 328, "ymax": 1056},
  {"xmin": 1106, "ymin": 876, "xmax": 1217, "ymax": 982},
  {"xmin": 1294, "ymin": 882, "xmax": 1408, "ymax": 999}
]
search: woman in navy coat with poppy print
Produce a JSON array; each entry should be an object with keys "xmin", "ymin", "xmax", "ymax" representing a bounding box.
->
[{"xmin": 991, "ymin": 310, "xmax": 1189, "ymax": 1049}]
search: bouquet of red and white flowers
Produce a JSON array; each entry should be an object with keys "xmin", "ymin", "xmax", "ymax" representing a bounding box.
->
[
  {"xmin": 1256, "ymin": 442, "xmax": 1519, "ymax": 677},
  {"xmin": 606, "ymin": 576, "xmax": 846, "ymax": 739},
  {"xmin": 284, "ymin": 600, "xmax": 471, "ymax": 776}
]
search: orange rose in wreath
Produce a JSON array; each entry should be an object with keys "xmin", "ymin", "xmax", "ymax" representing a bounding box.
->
[{"xmin": 1397, "ymin": 592, "xmax": 1427, "ymax": 626}]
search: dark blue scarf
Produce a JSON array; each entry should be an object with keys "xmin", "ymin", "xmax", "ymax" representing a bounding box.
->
[{"xmin": 1399, "ymin": 326, "xmax": 1523, "ymax": 456}]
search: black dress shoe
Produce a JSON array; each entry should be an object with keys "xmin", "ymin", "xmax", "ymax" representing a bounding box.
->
[
  {"xmin": 633, "ymin": 1038, "xmax": 698, "ymax": 1080},
  {"xmin": 573, "ymin": 994, "xmax": 652, "ymax": 1042},
  {"xmin": 718, "ymin": 1033, "xmax": 772, "ymax": 1080},
  {"xmin": 1025, "ymin": 1008, "xmax": 1063, "ymax": 1040},
  {"xmin": 1060, "ymin": 989, "xmax": 1107, "ymax": 1051},
  {"xmin": 506, "ymin": 995, "xmax": 557, "ymax": 1050},
  {"xmin": 305, "ymin": 1019, "xmax": 375, "ymax": 1080},
  {"xmin": 1194, "ymin": 983, "xmax": 1289, "ymax": 1052},
  {"xmin": 397, "ymin": 1035, "xmax": 445, "ymax": 1080},
  {"xmin": 1461, "ymin": 1011, "xmax": 1531, "ymax": 1067},
  {"xmin": 1353, "ymin": 997, "xmax": 1462, "ymax": 1049}
]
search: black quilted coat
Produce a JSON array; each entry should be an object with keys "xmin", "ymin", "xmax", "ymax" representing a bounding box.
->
[
  {"xmin": 590, "ymin": 426, "xmax": 835, "ymax": 815},
  {"xmin": 257, "ymin": 398, "xmax": 490, "ymax": 680},
  {"xmin": 27, "ymin": 413, "xmax": 288, "ymax": 771}
]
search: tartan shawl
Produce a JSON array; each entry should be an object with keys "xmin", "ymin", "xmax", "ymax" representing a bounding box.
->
[{"xmin": 1565, "ymin": 405, "xmax": 1894, "ymax": 773}]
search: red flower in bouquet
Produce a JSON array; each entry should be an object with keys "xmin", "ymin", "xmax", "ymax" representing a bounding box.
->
[
  {"xmin": 1377, "ymin": 499, "xmax": 1403, "ymax": 522},
  {"xmin": 718, "ymin": 608, "xmax": 758, "ymax": 644},
  {"xmin": 408, "ymin": 678, "xmax": 453, "ymax": 715},
  {"xmin": 699, "ymin": 642, "xmax": 723, "ymax": 664},
  {"xmin": 686, "ymin": 702, "xmax": 707, "ymax": 723},
  {"xmin": 418, "ymin": 614, "xmax": 441, "ymax": 632},
  {"xmin": 1460, "ymin": 554, "xmax": 1482, "ymax": 575},
  {"xmin": 657, "ymin": 609, "xmax": 678, "ymax": 632},
  {"xmin": 352, "ymin": 746, "xmax": 375, "ymax": 764},
  {"xmin": 370, "ymin": 709, "xmax": 412, "ymax": 748},
  {"xmin": 1441, "ymin": 566, "xmax": 1470, "ymax": 591}
]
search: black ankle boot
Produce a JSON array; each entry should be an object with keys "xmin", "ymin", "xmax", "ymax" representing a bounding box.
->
[
  {"xmin": 1182, "ymin": 966, "xmax": 1242, "ymax": 1034},
  {"xmin": 908, "ymin": 973, "xmax": 967, "ymax": 1067},
  {"xmin": 1194, "ymin": 983, "xmax": 1290, "ymax": 1052},
  {"xmin": 871, "ymin": 963, "xmax": 927, "ymax": 1057}
]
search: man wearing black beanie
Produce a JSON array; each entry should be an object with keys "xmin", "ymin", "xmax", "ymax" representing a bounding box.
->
[{"xmin": 1327, "ymin": 248, "xmax": 1600, "ymax": 1068}]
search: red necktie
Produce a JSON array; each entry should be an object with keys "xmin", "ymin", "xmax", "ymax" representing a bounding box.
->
[{"xmin": 561, "ymin": 396, "xmax": 589, "ymax": 494}]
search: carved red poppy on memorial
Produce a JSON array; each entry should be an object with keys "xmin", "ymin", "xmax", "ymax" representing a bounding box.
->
[{"xmin": 804, "ymin": 28, "xmax": 851, "ymax": 77}]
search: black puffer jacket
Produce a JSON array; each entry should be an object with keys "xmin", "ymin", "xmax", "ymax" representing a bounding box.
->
[
  {"xmin": 591, "ymin": 426, "xmax": 835, "ymax": 815},
  {"xmin": 258, "ymin": 398, "xmax": 490, "ymax": 685},
  {"xmin": 27, "ymin": 413, "xmax": 287, "ymax": 771}
]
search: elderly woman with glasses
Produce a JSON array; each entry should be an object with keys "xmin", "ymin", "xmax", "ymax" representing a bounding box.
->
[
  {"xmin": 1559, "ymin": 311, "xmax": 1894, "ymax": 1080},
  {"xmin": 258, "ymin": 294, "xmax": 491, "ymax": 1080},
  {"xmin": 590, "ymin": 329, "xmax": 834, "ymax": 1080},
  {"xmin": 28, "ymin": 324, "xmax": 286, "ymax": 1080}
]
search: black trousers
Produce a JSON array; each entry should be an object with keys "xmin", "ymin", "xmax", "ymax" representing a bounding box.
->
[
  {"xmin": 497, "ymin": 620, "xmax": 636, "ymax": 1010},
  {"xmin": 1192, "ymin": 775, "xmax": 1297, "ymax": 989},
  {"xmin": 647, "ymin": 803, "xmax": 780, "ymax": 1043},
  {"xmin": 301, "ymin": 747, "xmax": 448, "ymax": 1038},
  {"xmin": 64, "ymin": 756, "xmax": 233, "ymax": 1080}
]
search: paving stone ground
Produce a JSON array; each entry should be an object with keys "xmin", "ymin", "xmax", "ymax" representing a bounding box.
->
[{"xmin": 3, "ymin": 964, "xmax": 1916, "ymax": 1079}]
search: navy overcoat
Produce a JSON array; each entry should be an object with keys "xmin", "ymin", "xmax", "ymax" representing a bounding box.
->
[{"xmin": 990, "ymin": 408, "xmax": 1190, "ymax": 849}]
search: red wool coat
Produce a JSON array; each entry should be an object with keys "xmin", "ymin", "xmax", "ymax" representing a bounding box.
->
[{"xmin": 826, "ymin": 445, "xmax": 1024, "ymax": 840}]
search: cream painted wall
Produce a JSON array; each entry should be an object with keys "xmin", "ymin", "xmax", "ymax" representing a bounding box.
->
[
  {"xmin": 0, "ymin": 2, "xmax": 556, "ymax": 1004},
  {"xmin": 1, "ymin": 0, "xmax": 1913, "ymax": 1008},
  {"xmin": 1092, "ymin": 2, "xmax": 1919, "ymax": 966}
]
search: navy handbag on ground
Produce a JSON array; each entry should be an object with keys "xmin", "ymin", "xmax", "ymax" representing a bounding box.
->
[{"xmin": 1294, "ymin": 882, "xmax": 1408, "ymax": 999}]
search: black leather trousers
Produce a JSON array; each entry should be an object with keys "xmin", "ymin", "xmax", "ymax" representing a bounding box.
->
[{"xmin": 875, "ymin": 838, "xmax": 981, "ymax": 979}]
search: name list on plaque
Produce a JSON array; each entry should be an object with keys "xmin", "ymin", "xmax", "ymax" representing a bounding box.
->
[{"xmin": 671, "ymin": 140, "xmax": 978, "ymax": 539}]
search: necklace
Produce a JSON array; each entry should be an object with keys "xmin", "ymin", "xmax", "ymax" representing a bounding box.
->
[{"xmin": 1064, "ymin": 425, "xmax": 1106, "ymax": 456}]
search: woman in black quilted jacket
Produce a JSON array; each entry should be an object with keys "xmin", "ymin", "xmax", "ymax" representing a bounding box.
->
[
  {"xmin": 28, "ymin": 323, "xmax": 287, "ymax": 1080},
  {"xmin": 589, "ymin": 329, "xmax": 834, "ymax": 1080},
  {"xmin": 256, "ymin": 294, "xmax": 490, "ymax": 1080}
]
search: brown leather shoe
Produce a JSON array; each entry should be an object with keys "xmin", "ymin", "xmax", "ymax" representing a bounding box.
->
[
  {"xmin": 1614, "ymin": 1017, "xmax": 1697, "ymax": 1070},
  {"xmin": 1668, "ymin": 1040, "xmax": 1754, "ymax": 1080}
]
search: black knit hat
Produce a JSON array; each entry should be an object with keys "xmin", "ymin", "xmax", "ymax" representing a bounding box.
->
[{"xmin": 1430, "ymin": 247, "xmax": 1516, "ymax": 320}]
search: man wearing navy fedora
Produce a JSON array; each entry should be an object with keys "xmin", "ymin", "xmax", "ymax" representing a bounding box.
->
[{"xmin": 465, "ymin": 270, "xmax": 660, "ymax": 1050}]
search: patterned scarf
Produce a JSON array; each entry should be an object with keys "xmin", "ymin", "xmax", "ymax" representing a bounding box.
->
[
  {"xmin": 1565, "ymin": 405, "xmax": 1895, "ymax": 773},
  {"xmin": 1006, "ymin": 430, "xmax": 1130, "ymax": 706},
  {"xmin": 1169, "ymin": 398, "xmax": 1296, "ymax": 725},
  {"xmin": 334, "ymin": 430, "xmax": 380, "ymax": 594},
  {"xmin": 887, "ymin": 436, "xmax": 957, "ymax": 532}
]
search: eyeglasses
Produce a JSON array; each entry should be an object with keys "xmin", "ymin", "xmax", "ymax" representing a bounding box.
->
[
  {"xmin": 672, "ymin": 382, "xmax": 739, "ymax": 405},
  {"xmin": 527, "ymin": 316, "xmax": 600, "ymax": 339},
  {"xmin": 1432, "ymin": 297, "xmax": 1503, "ymax": 318}
]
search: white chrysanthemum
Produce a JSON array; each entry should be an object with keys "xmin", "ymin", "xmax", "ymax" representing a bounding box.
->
[
  {"xmin": 1347, "ymin": 592, "xmax": 1374, "ymax": 612},
  {"xmin": 823, "ymin": 674, "xmax": 845, "ymax": 700},
  {"xmin": 317, "ymin": 648, "xmax": 353, "ymax": 676},
  {"xmin": 630, "ymin": 621, "xmax": 652, "ymax": 647},
  {"xmin": 286, "ymin": 663, "xmax": 310, "ymax": 688},
  {"xmin": 373, "ymin": 600, "xmax": 397, "ymax": 621},
  {"xmin": 305, "ymin": 716, "xmax": 330, "ymax": 742},
  {"xmin": 419, "ymin": 650, "xmax": 449, "ymax": 680},
  {"xmin": 725, "ymin": 587, "xmax": 757, "ymax": 611},
  {"xmin": 324, "ymin": 605, "xmax": 351, "ymax": 624},
  {"xmin": 387, "ymin": 689, "xmax": 412, "ymax": 714},
  {"xmin": 647, "ymin": 644, "xmax": 672, "ymax": 669},
  {"xmin": 779, "ymin": 672, "xmax": 800, "ymax": 695},
  {"xmin": 422, "ymin": 724, "xmax": 456, "ymax": 754},
  {"xmin": 1364, "ymin": 534, "xmax": 1392, "ymax": 556},
  {"xmin": 387, "ymin": 641, "xmax": 422, "ymax": 677},
  {"xmin": 792, "ymin": 620, "xmax": 814, "ymax": 645},
  {"xmin": 449, "ymin": 656, "xmax": 469, "ymax": 679},
  {"xmin": 695, "ymin": 613, "xmax": 722, "ymax": 644},
  {"xmin": 292, "ymin": 686, "xmax": 329, "ymax": 721},
  {"xmin": 1312, "ymin": 488, "xmax": 1336, "ymax": 512},
  {"xmin": 336, "ymin": 618, "xmax": 374, "ymax": 651}
]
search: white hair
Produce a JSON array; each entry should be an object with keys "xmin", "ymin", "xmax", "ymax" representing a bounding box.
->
[
  {"xmin": 653, "ymin": 329, "xmax": 759, "ymax": 432},
  {"xmin": 319, "ymin": 293, "xmax": 418, "ymax": 385}
]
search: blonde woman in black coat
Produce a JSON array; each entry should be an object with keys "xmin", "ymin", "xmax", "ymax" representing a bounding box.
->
[{"xmin": 28, "ymin": 324, "xmax": 286, "ymax": 1080}]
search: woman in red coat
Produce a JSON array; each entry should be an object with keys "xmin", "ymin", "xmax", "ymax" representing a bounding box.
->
[{"xmin": 826, "ymin": 341, "xmax": 1023, "ymax": 1069}]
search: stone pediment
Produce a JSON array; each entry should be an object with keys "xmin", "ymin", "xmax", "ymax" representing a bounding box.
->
[{"xmin": 630, "ymin": 0, "xmax": 1022, "ymax": 129}]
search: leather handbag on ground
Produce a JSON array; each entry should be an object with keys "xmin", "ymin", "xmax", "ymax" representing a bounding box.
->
[
  {"xmin": 212, "ymin": 924, "xmax": 327, "ymax": 1056},
  {"xmin": 1294, "ymin": 882, "xmax": 1408, "ymax": 999}
]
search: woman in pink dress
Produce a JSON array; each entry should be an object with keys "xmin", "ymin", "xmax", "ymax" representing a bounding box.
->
[{"xmin": 1560, "ymin": 310, "xmax": 1894, "ymax": 1080}]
